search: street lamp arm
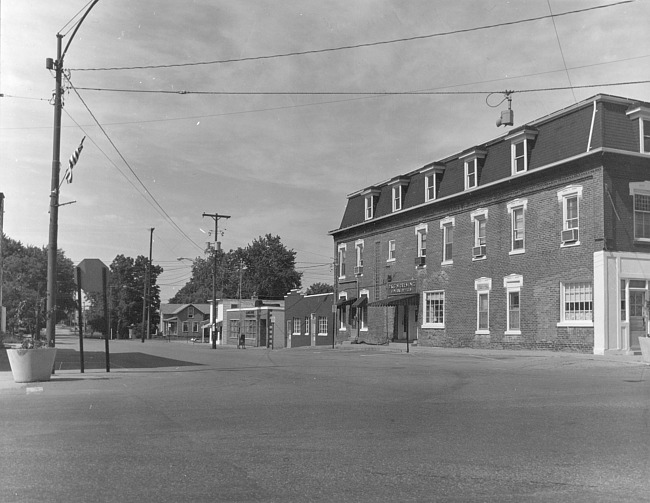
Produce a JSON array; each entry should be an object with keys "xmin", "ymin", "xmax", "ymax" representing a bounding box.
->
[{"xmin": 61, "ymin": 0, "xmax": 101, "ymax": 62}]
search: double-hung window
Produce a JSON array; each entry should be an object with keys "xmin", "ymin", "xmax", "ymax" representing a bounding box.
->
[
  {"xmin": 559, "ymin": 282, "xmax": 593, "ymax": 326},
  {"xmin": 507, "ymin": 199, "xmax": 527, "ymax": 254},
  {"xmin": 355, "ymin": 240, "xmax": 364, "ymax": 275},
  {"xmin": 506, "ymin": 128, "xmax": 538, "ymax": 175},
  {"xmin": 440, "ymin": 216, "xmax": 455, "ymax": 265},
  {"xmin": 626, "ymin": 106, "xmax": 650, "ymax": 154},
  {"xmin": 358, "ymin": 291, "xmax": 369, "ymax": 331},
  {"xmin": 392, "ymin": 186, "xmax": 403, "ymax": 211},
  {"xmin": 292, "ymin": 318, "xmax": 301, "ymax": 335},
  {"xmin": 337, "ymin": 243, "xmax": 346, "ymax": 278},
  {"xmin": 558, "ymin": 186, "xmax": 582, "ymax": 245},
  {"xmin": 422, "ymin": 165, "xmax": 444, "ymax": 202},
  {"xmin": 475, "ymin": 278, "xmax": 491, "ymax": 334},
  {"xmin": 504, "ymin": 274, "xmax": 523, "ymax": 334},
  {"xmin": 363, "ymin": 188, "xmax": 380, "ymax": 220},
  {"xmin": 318, "ymin": 316, "xmax": 328, "ymax": 335},
  {"xmin": 415, "ymin": 223, "xmax": 427, "ymax": 266},
  {"xmin": 461, "ymin": 149, "xmax": 486, "ymax": 191},
  {"xmin": 387, "ymin": 240, "xmax": 396, "ymax": 262},
  {"xmin": 390, "ymin": 177, "xmax": 409, "ymax": 212},
  {"xmin": 423, "ymin": 291, "xmax": 445, "ymax": 328},
  {"xmin": 630, "ymin": 182, "xmax": 650, "ymax": 241},
  {"xmin": 471, "ymin": 209, "xmax": 488, "ymax": 259}
]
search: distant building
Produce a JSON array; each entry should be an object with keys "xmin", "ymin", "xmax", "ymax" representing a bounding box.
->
[
  {"xmin": 224, "ymin": 299, "xmax": 285, "ymax": 348},
  {"xmin": 160, "ymin": 303, "xmax": 210, "ymax": 340},
  {"xmin": 284, "ymin": 289, "xmax": 335, "ymax": 347},
  {"xmin": 330, "ymin": 94, "xmax": 650, "ymax": 356}
]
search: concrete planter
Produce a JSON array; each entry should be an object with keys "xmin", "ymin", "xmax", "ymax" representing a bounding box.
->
[
  {"xmin": 639, "ymin": 337, "xmax": 650, "ymax": 364},
  {"xmin": 6, "ymin": 348, "xmax": 57, "ymax": 383}
]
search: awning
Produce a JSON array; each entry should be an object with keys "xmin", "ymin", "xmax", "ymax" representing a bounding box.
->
[
  {"xmin": 367, "ymin": 294, "xmax": 419, "ymax": 307},
  {"xmin": 351, "ymin": 297, "xmax": 368, "ymax": 308},
  {"xmin": 337, "ymin": 297, "xmax": 357, "ymax": 307}
]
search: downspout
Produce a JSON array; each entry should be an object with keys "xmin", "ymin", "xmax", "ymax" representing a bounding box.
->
[{"xmin": 587, "ymin": 100, "xmax": 597, "ymax": 152}]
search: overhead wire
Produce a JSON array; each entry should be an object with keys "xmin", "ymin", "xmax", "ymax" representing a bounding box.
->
[
  {"xmin": 64, "ymin": 76, "xmax": 205, "ymax": 253},
  {"xmin": 68, "ymin": 1, "xmax": 633, "ymax": 72},
  {"xmin": 547, "ymin": 0, "xmax": 577, "ymax": 103},
  {"xmin": 72, "ymin": 79, "xmax": 650, "ymax": 97}
]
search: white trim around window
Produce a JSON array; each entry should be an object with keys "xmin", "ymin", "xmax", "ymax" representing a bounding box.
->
[
  {"xmin": 440, "ymin": 216, "xmax": 455, "ymax": 265},
  {"xmin": 558, "ymin": 282, "xmax": 594, "ymax": 327},
  {"xmin": 504, "ymin": 274, "xmax": 523, "ymax": 335},
  {"xmin": 626, "ymin": 106, "xmax": 650, "ymax": 154},
  {"xmin": 415, "ymin": 223, "xmax": 428, "ymax": 260},
  {"xmin": 387, "ymin": 239, "xmax": 396, "ymax": 262},
  {"xmin": 475, "ymin": 277, "xmax": 492, "ymax": 334},
  {"xmin": 359, "ymin": 289, "xmax": 369, "ymax": 331},
  {"xmin": 630, "ymin": 181, "xmax": 650, "ymax": 242},
  {"xmin": 338, "ymin": 293, "xmax": 347, "ymax": 331},
  {"xmin": 507, "ymin": 199, "xmax": 528, "ymax": 255},
  {"xmin": 422, "ymin": 290, "xmax": 445, "ymax": 328},
  {"xmin": 557, "ymin": 185, "xmax": 582, "ymax": 247},
  {"xmin": 337, "ymin": 243, "xmax": 347, "ymax": 279},
  {"xmin": 470, "ymin": 208, "xmax": 488, "ymax": 260}
]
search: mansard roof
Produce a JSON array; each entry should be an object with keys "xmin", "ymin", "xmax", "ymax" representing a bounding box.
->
[{"xmin": 332, "ymin": 94, "xmax": 649, "ymax": 235}]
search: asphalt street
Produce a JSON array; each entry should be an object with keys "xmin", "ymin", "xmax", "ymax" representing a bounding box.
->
[{"xmin": 1, "ymin": 334, "xmax": 649, "ymax": 502}]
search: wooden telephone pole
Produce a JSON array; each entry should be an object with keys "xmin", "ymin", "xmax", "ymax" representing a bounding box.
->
[{"xmin": 202, "ymin": 213, "xmax": 230, "ymax": 348}]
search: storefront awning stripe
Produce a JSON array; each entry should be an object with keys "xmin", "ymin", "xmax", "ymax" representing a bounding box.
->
[{"xmin": 367, "ymin": 294, "xmax": 419, "ymax": 307}]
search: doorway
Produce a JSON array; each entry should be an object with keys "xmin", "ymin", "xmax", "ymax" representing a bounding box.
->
[{"xmin": 629, "ymin": 290, "xmax": 646, "ymax": 351}]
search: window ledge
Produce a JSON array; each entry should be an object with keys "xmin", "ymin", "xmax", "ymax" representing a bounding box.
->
[
  {"xmin": 504, "ymin": 330, "xmax": 521, "ymax": 335},
  {"xmin": 441, "ymin": 260, "xmax": 453, "ymax": 266},
  {"xmin": 472, "ymin": 256, "xmax": 487, "ymax": 262},
  {"xmin": 633, "ymin": 239, "xmax": 650, "ymax": 245},
  {"xmin": 475, "ymin": 330, "xmax": 490, "ymax": 335},
  {"xmin": 360, "ymin": 327, "xmax": 369, "ymax": 332},
  {"xmin": 422, "ymin": 323, "xmax": 445, "ymax": 329},
  {"xmin": 509, "ymin": 249, "xmax": 525, "ymax": 256},
  {"xmin": 560, "ymin": 241, "xmax": 581, "ymax": 248},
  {"xmin": 387, "ymin": 258, "xmax": 396, "ymax": 263},
  {"xmin": 557, "ymin": 321, "xmax": 594, "ymax": 328}
]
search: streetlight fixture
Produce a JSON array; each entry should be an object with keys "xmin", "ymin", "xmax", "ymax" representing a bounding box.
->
[{"xmin": 45, "ymin": 1, "xmax": 100, "ymax": 347}]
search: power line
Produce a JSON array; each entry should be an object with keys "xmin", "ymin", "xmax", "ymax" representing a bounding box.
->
[
  {"xmin": 547, "ymin": 0, "xmax": 577, "ymax": 103},
  {"xmin": 65, "ymin": 78, "xmax": 205, "ymax": 253},
  {"xmin": 4, "ymin": 53, "xmax": 650, "ymax": 131},
  {"xmin": 72, "ymin": 79, "xmax": 650, "ymax": 97},
  {"xmin": 68, "ymin": 1, "xmax": 632, "ymax": 72}
]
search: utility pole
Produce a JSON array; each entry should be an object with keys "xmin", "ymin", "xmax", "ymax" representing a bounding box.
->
[
  {"xmin": 202, "ymin": 212, "xmax": 230, "ymax": 348},
  {"xmin": 141, "ymin": 227, "xmax": 154, "ymax": 342},
  {"xmin": 45, "ymin": 1, "xmax": 99, "ymax": 348},
  {"xmin": 0, "ymin": 193, "xmax": 4, "ymax": 333}
]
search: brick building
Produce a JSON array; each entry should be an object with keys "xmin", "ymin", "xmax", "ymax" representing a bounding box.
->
[
  {"xmin": 284, "ymin": 290, "xmax": 335, "ymax": 348},
  {"xmin": 330, "ymin": 94, "xmax": 650, "ymax": 355}
]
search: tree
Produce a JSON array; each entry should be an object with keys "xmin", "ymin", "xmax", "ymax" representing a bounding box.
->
[
  {"xmin": 170, "ymin": 234, "xmax": 302, "ymax": 303},
  {"xmin": 97, "ymin": 254, "xmax": 163, "ymax": 338},
  {"xmin": 1, "ymin": 235, "xmax": 75, "ymax": 336},
  {"xmin": 305, "ymin": 283, "xmax": 334, "ymax": 295}
]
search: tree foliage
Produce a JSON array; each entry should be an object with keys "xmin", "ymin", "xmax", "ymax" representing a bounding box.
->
[
  {"xmin": 305, "ymin": 283, "xmax": 334, "ymax": 295},
  {"xmin": 1, "ymin": 234, "xmax": 76, "ymax": 336},
  {"xmin": 85, "ymin": 254, "xmax": 163, "ymax": 338},
  {"xmin": 171, "ymin": 234, "xmax": 302, "ymax": 303}
]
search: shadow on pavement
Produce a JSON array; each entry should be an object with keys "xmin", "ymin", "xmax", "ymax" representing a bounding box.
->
[{"xmin": 0, "ymin": 348, "xmax": 203, "ymax": 372}]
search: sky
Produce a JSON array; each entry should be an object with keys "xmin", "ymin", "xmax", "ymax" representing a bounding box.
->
[{"xmin": 2, "ymin": 0, "xmax": 650, "ymax": 303}]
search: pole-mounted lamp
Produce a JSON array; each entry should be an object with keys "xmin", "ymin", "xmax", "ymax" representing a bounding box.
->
[{"xmin": 45, "ymin": 0, "xmax": 100, "ymax": 347}]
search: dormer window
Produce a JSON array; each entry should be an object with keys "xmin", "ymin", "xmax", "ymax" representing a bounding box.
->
[
  {"xmin": 506, "ymin": 128, "xmax": 538, "ymax": 175},
  {"xmin": 389, "ymin": 177, "xmax": 409, "ymax": 212},
  {"xmin": 362, "ymin": 188, "xmax": 380, "ymax": 220},
  {"xmin": 626, "ymin": 106, "xmax": 650, "ymax": 154},
  {"xmin": 421, "ymin": 163, "xmax": 445, "ymax": 202},
  {"xmin": 460, "ymin": 149, "xmax": 487, "ymax": 191}
]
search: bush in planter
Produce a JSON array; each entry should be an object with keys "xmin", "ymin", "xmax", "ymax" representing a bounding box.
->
[{"xmin": 6, "ymin": 337, "xmax": 57, "ymax": 383}]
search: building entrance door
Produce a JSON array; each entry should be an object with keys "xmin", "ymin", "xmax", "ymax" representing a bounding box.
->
[{"xmin": 629, "ymin": 290, "xmax": 646, "ymax": 351}]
